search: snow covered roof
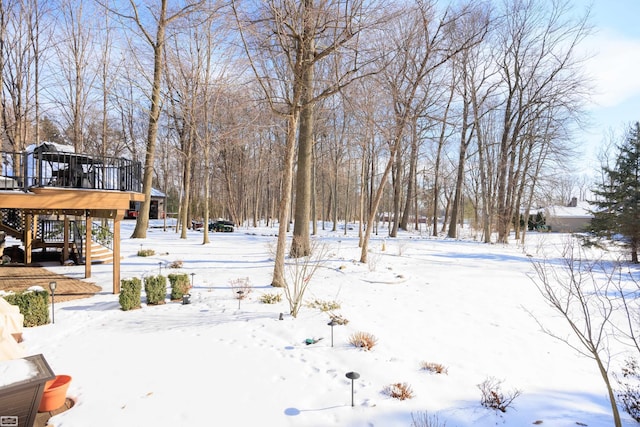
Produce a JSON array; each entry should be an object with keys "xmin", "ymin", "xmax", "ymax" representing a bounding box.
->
[
  {"xmin": 25, "ymin": 141, "xmax": 75, "ymax": 154},
  {"xmin": 545, "ymin": 201, "xmax": 593, "ymax": 219},
  {"xmin": 151, "ymin": 188, "xmax": 166, "ymax": 198}
]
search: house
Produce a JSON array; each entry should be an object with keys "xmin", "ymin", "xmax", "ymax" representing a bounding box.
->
[
  {"xmin": 125, "ymin": 188, "xmax": 166, "ymax": 220},
  {"xmin": 544, "ymin": 197, "xmax": 593, "ymax": 233}
]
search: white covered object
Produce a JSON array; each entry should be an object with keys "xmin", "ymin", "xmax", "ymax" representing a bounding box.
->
[{"xmin": 0, "ymin": 298, "xmax": 23, "ymax": 337}]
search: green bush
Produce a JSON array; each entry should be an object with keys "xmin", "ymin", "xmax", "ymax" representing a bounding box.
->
[
  {"xmin": 137, "ymin": 249, "xmax": 155, "ymax": 257},
  {"xmin": 144, "ymin": 275, "xmax": 167, "ymax": 305},
  {"xmin": 259, "ymin": 292, "xmax": 282, "ymax": 304},
  {"xmin": 119, "ymin": 277, "xmax": 142, "ymax": 311},
  {"xmin": 168, "ymin": 273, "xmax": 190, "ymax": 300},
  {"xmin": 3, "ymin": 289, "xmax": 50, "ymax": 326}
]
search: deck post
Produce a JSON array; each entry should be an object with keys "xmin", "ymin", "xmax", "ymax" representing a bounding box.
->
[
  {"xmin": 24, "ymin": 213, "xmax": 32, "ymax": 264},
  {"xmin": 63, "ymin": 216, "xmax": 70, "ymax": 262},
  {"xmin": 84, "ymin": 211, "xmax": 91, "ymax": 278},
  {"xmin": 113, "ymin": 211, "xmax": 123, "ymax": 294}
]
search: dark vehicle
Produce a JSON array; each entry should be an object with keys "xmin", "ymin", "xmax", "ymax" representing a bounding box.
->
[{"xmin": 209, "ymin": 220, "xmax": 234, "ymax": 232}]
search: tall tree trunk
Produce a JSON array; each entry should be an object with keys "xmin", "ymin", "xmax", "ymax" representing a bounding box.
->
[
  {"xmin": 290, "ymin": 5, "xmax": 315, "ymax": 258},
  {"xmin": 131, "ymin": 0, "xmax": 168, "ymax": 239},
  {"xmin": 400, "ymin": 121, "xmax": 418, "ymax": 231},
  {"xmin": 272, "ymin": 113, "xmax": 299, "ymax": 287}
]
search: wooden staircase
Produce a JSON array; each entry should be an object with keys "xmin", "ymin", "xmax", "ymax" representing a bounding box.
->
[
  {"xmin": 1, "ymin": 210, "xmax": 114, "ymax": 265},
  {"xmin": 87, "ymin": 241, "xmax": 113, "ymax": 264}
]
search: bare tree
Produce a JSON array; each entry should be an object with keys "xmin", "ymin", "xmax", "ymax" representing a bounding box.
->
[
  {"xmin": 233, "ymin": 0, "xmax": 377, "ymax": 284},
  {"xmin": 530, "ymin": 238, "xmax": 622, "ymax": 427},
  {"xmin": 1, "ymin": 0, "xmax": 40, "ymax": 151},
  {"xmin": 104, "ymin": 0, "xmax": 204, "ymax": 239},
  {"xmin": 493, "ymin": 0, "xmax": 591, "ymax": 243},
  {"xmin": 51, "ymin": 0, "xmax": 97, "ymax": 151},
  {"xmin": 359, "ymin": 0, "xmax": 485, "ymax": 262}
]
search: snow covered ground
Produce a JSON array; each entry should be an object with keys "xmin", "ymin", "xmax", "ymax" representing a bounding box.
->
[{"xmin": 9, "ymin": 220, "xmax": 640, "ymax": 426}]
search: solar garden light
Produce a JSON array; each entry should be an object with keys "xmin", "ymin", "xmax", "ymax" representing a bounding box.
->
[
  {"xmin": 327, "ymin": 319, "xmax": 338, "ymax": 347},
  {"xmin": 190, "ymin": 272, "xmax": 195, "ymax": 287},
  {"xmin": 236, "ymin": 290, "xmax": 244, "ymax": 309},
  {"xmin": 158, "ymin": 261, "xmax": 162, "ymax": 275},
  {"xmin": 345, "ymin": 372, "xmax": 360, "ymax": 407},
  {"xmin": 49, "ymin": 281, "xmax": 57, "ymax": 324}
]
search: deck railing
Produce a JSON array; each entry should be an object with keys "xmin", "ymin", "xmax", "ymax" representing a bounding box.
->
[{"xmin": 0, "ymin": 149, "xmax": 142, "ymax": 192}]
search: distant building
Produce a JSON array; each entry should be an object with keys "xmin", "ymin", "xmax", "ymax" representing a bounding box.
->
[
  {"xmin": 125, "ymin": 188, "xmax": 166, "ymax": 220},
  {"xmin": 544, "ymin": 197, "xmax": 593, "ymax": 233}
]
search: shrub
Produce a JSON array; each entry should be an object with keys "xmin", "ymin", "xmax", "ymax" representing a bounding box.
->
[
  {"xmin": 411, "ymin": 411, "xmax": 447, "ymax": 427},
  {"xmin": 383, "ymin": 382, "xmax": 414, "ymax": 400},
  {"xmin": 328, "ymin": 313, "xmax": 349, "ymax": 325},
  {"xmin": 306, "ymin": 299, "xmax": 341, "ymax": 312},
  {"xmin": 282, "ymin": 240, "xmax": 328, "ymax": 317},
  {"xmin": 421, "ymin": 361, "xmax": 448, "ymax": 375},
  {"xmin": 3, "ymin": 290, "xmax": 50, "ymax": 326},
  {"xmin": 168, "ymin": 273, "xmax": 190, "ymax": 301},
  {"xmin": 137, "ymin": 249, "xmax": 155, "ymax": 257},
  {"xmin": 230, "ymin": 277, "xmax": 252, "ymax": 299},
  {"xmin": 144, "ymin": 275, "xmax": 167, "ymax": 305},
  {"xmin": 616, "ymin": 358, "xmax": 640, "ymax": 421},
  {"xmin": 348, "ymin": 331, "xmax": 377, "ymax": 351},
  {"xmin": 478, "ymin": 377, "xmax": 521, "ymax": 413},
  {"xmin": 259, "ymin": 292, "xmax": 282, "ymax": 304},
  {"xmin": 168, "ymin": 260, "xmax": 183, "ymax": 269},
  {"xmin": 119, "ymin": 278, "xmax": 142, "ymax": 311}
]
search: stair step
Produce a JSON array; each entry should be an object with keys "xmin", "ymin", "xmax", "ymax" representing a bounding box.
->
[{"xmin": 87, "ymin": 242, "xmax": 113, "ymax": 264}]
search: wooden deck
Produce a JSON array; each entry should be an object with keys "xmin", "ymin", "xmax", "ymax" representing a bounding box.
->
[{"xmin": 0, "ymin": 266, "xmax": 101, "ymax": 302}]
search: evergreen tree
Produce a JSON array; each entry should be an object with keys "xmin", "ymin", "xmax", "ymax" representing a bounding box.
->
[{"xmin": 591, "ymin": 122, "xmax": 640, "ymax": 263}]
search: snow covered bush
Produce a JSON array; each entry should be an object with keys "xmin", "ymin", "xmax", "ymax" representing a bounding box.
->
[
  {"xmin": 119, "ymin": 278, "xmax": 141, "ymax": 311},
  {"xmin": 137, "ymin": 249, "xmax": 155, "ymax": 257},
  {"xmin": 144, "ymin": 275, "xmax": 167, "ymax": 305},
  {"xmin": 478, "ymin": 377, "xmax": 521, "ymax": 412},
  {"xmin": 348, "ymin": 331, "xmax": 377, "ymax": 351},
  {"xmin": 383, "ymin": 382, "xmax": 414, "ymax": 400}
]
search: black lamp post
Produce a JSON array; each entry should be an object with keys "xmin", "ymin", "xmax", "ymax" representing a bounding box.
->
[
  {"xmin": 328, "ymin": 319, "xmax": 338, "ymax": 347},
  {"xmin": 236, "ymin": 290, "xmax": 244, "ymax": 309},
  {"xmin": 49, "ymin": 281, "xmax": 57, "ymax": 324},
  {"xmin": 345, "ymin": 371, "xmax": 360, "ymax": 407},
  {"xmin": 158, "ymin": 261, "xmax": 162, "ymax": 275}
]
